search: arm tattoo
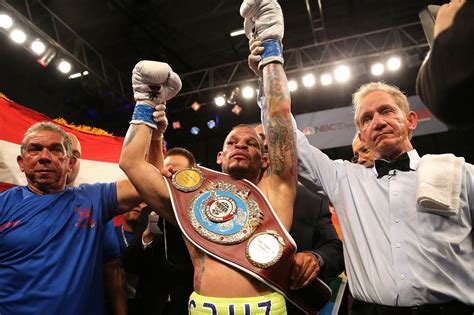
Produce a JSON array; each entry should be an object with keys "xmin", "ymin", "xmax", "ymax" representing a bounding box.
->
[
  {"xmin": 123, "ymin": 126, "xmax": 139, "ymax": 147},
  {"xmin": 123, "ymin": 125, "xmax": 152, "ymax": 147},
  {"xmin": 267, "ymin": 115, "xmax": 297, "ymax": 176},
  {"xmin": 263, "ymin": 64, "xmax": 297, "ymax": 177},
  {"xmin": 193, "ymin": 250, "xmax": 206, "ymax": 292}
]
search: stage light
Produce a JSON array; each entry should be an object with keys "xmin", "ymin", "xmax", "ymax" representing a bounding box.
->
[
  {"xmin": 214, "ymin": 95, "xmax": 226, "ymax": 107},
  {"xmin": 68, "ymin": 72, "xmax": 82, "ymax": 79},
  {"xmin": 227, "ymin": 87, "xmax": 240, "ymax": 104},
  {"xmin": 371, "ymin": 62, "xmax": 384, "ymax": 76},
  {"xmin": 242, "ymin": 86, "xmax": 254, "ymax": 99},
  {"xmin": 0, "ymin": 14, "xmax": 13, "ymax": 29},
  {"xmin": 230, "ymin": 29, "xmax": 245, "ymax": 37},
  {"xmin": 172, "ymin": 121, "xmax": 181, "ymax": 129},
  {"xmin": 387, "ymin": 56, "xmax": 401, "ymax": 71},
  {"xmin": 232, "ymin": 104, "xmax": 242, "ymax": 116},
  {"xmin": 302, "ymin": 73, "xmax": 316, "ymax": 88},
  {"xmin": 207, "ymin": 120, "xmax": 216, "ymax": 129},
  {"xmin": 320, "ymin": 73, "xmax": 333, "ymax": 86},
  {"xmin": 58, "ymin": 60, "xmax": 72, "ymax": 74},
  {"xmin": 10, "ymin": 29, "xmax": 27, "ymax": 44},
  {"xmin": 288, "ymin": 80, "xmax": 298, "ymax": 92},
  {"xmin": 82, "ymin": 71, "xmax": 89, "ymax": 76},
  {"xmin": 191, "ymin": 126, "xmax": 200, "ymax": 135},
  {"xmin": 31, "ymin": 40, "xmax": 46, "ymax": 55},
  {"xmin": 334, "ymin": 65, "xmax": 350, "ymax": 82},
  {"xmin": 191, "ymin": 101, "xmax": 201, "ymax": 111},
  {"xmin": 36, "ymin": 48, "xmax": 56, "ymax": 67}
]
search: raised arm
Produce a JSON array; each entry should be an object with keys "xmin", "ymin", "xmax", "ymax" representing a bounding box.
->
[
  {"xmin": 261, "ymin": 63, "xmax": 297, "ymax": 230},
  {"xmin": 115, "ymin": 127, "xmax": 166, "ymax": 214},
  {"xmin": 416, "ymin": 1, "xmax": 474, "ymax": 128},
  {"xmin": 119, "ymin": 61, "xmax": 181, "ymax": 224},
  {"xmin": 241, "ymin": 0, "xmax": 297, "ymax": 230}
]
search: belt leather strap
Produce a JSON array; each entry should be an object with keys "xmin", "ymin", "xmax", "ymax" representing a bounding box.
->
[{"xmin": 163, "ymin": 166, "xmax": 331, "ymax": 314}]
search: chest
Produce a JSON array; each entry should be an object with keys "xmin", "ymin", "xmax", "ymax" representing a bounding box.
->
[{"xmin": 0, "ymin": 193, "xmax": 102, "ymax": 254}]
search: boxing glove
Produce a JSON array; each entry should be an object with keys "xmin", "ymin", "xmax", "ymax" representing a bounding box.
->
[
  {"xmin": 240, "ymin": 0, "xmax": 284, "ymax": 69},
  {"xmin": 131, "ymin": 60, "xmax": 181, "ymax": 129}
]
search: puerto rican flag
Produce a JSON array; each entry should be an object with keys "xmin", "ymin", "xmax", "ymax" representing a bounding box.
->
[{"xmin": 0, "ymin": 96, "xmax": 127, "ymax": 223}]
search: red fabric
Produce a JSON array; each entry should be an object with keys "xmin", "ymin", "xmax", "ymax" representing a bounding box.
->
[{"xmin": 0, "ymin": 98, "xmax": 124, "ymax": 162}]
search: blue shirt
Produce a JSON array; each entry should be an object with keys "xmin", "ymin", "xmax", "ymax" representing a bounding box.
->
[
  {"xmin": 0, "ymin": 183, "xmax": 118, "ymax": 315},
  {"xmin": 103, "ymin": 220, "xmax": 121, "ymax": 262}
]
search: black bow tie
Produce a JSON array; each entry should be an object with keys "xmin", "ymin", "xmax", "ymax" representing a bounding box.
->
[{"xmin": 374, "ymin": 153, "xmax": 412, "ymax": 178}]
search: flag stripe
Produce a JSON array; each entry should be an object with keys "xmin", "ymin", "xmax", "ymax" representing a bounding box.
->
[{"xmin": 0, "ymin": 98, "xmax": 124, "ymax": 163}]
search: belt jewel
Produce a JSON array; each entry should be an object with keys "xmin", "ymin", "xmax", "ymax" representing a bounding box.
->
[
  {"xmin": 172, "ymin": 168, "xmax": 204, "ymax": 192},
  {"xmin": 188, "ymin": 180, "xmax": 261, "ymax": 244},
  {"xmin": 246, "ymin": 230, "xmax": 285, "ymax": 268}
]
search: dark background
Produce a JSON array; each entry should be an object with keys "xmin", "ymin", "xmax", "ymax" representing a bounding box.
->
[{"xmin": 1, "ymin": 0, "xmax": 472, "ymax": 168}]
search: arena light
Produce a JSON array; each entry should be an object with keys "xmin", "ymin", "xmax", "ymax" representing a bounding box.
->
[
  {"xmin": 207, "ymin": 120, "xmax": 216, "ymax": 129},
  {"xmin": 288, "ymin": 80, "xmax": 298, "ymax": 92},
  {"xmin": 232, "ymin": 104, "xmax": 242, "ymax": 116},
  {"xmin": 68, "ymin": 70, "xmax": 88, "ymax": 79},
  {"xmin": 68, "ymin": 72, "xmax": 82, "ymax": 79},
  {"xmin": 30, "ymin": 40, "xmax": 46, "ymax": 55},
  {"xmin": 242, "ymin": 86, "xmax": 254, "ymax": 99},
  {"xmin": 230, "ymin": 28, "xmax": 245, "ymax": 37},
  {"xmin": 371, "ymin": 62, "xmax": 384, "ymax": 76},
  {"xmin": 387, "ymin": 56, "xmax": 401, "ymax": 71},
  {"xmin": 302, "ymin": 73, "xmax": 316, "ymax": 88},
  {"xmin": 58, "ymin": 60, "xmax": 72, "ymax": 74},
  {"xmin": 172, "ymin": 121, "xmax": 181, "ymax": 129},
  {"xmin": 36, "ymin": 48, "xmax": 57, "ymax": 68},
  {"xmin": 214, "ymin": 95, "xmax": 226, "ymax": 107},
  {"xmin": 191, "ymin": 101, "xmax": 201, "ymax": 111},
  {"xmin": 10, "ymin": 29, "xmax": 27, "ymax": 44},
  {"xmin": 227, "ymin": 87, "xmax": 240, "ymax": 104},
  {"xmin": 190, "ymin": 126, "xmax": 200, "ymax": 135},
  {"xmin": 0, "ymin": 14, "xmax": 13, "ymax": 29},
  {"xmin": 334, "ymin": 65, "xmax": 351, "ymax": 82},
  {"xmin": 320, "ymin": 73, "xmax": 333, "ymax": 86}
]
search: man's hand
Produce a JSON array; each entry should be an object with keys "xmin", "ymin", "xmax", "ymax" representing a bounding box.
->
[
  {"xmin": 434, "ymin": 0, "xmax": 466, "ymax": 38},
  {"xmin": 151, "ymin": 104, "xmax": 168, "ymax": 138},
  {"xmin": 290, "ymin": 252, "xmax": 321, "ymax": 290},
  {"xmin": 248, "ymin": 39, "xmax": 265, "ymax": 77},
  {"xmin": 142, "ymin": 211, "xmax": 160, "ymax": 246}
]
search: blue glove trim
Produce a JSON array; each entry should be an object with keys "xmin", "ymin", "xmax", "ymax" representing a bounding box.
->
[
  {"xmin": 131, "ymin": 104, "xmax": 156, "ymax": 127},
  {"xmin": 261, "ymin": 39, "xmax": 283, "ymax": 60}
]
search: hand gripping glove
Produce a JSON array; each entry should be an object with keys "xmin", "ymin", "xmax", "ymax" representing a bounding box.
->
[
  {"xmin": 240, "ymin": 0, "xmax": 284, "ymax": 69},
  {"xmin": 131, "ymin": 60, "xmax": 181, "ymax": 129}
]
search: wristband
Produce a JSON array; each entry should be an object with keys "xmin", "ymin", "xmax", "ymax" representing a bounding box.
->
[
  {"xmin": 261, "ymin": 39, "xmax": 283, "ymax": 61},
  {"xmin": 130, "ymin": 104, "xmax": 156, "ymax": 128}
]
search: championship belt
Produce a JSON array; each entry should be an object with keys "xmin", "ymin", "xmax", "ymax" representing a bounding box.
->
[{"xmin": 163, "ymin": 166, "xmax": 331, "ymax": 314}]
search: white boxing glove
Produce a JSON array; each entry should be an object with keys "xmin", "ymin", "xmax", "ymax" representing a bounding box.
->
[
  {"xmin": 240, "ymin": 0, "xmax": 284, "ymax": 41},
  {"xmin": 130, "ymin": 60, "xmax": 181, "ymax": 128},
  {"xmin": 240, "ymin": 0, "xmax": 284, "ymax": 69}
]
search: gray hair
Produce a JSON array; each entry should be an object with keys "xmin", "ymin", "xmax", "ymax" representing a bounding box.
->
[
  {"xmin": 352, "ymin": 82, "xmax": 410, "ymax": 130},
  {"xmin": 21, "ymin": 121, "xmax": 72, "ymax": 156}
]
